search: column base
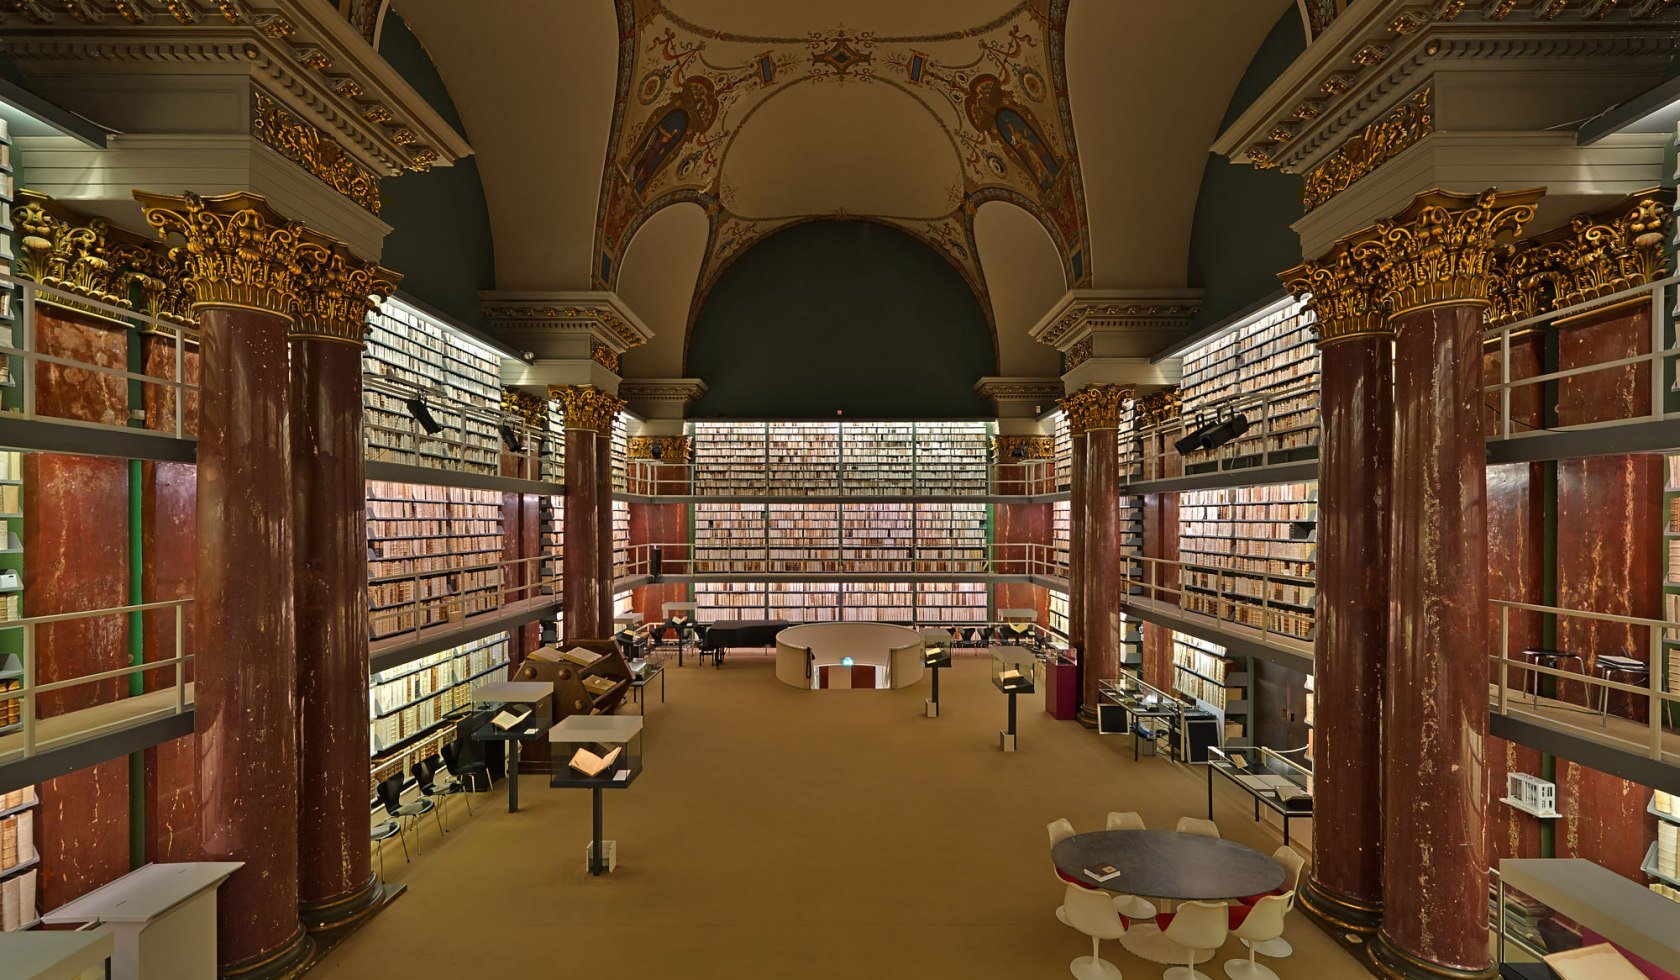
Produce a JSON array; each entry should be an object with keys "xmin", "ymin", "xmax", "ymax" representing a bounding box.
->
[
  {"xmin": 1369, "ymin": 929, "xmax": 1495, "ymax": 980},
  {"xmin": 1076, "ymin": 705, "xmax": 1099, "ymax": 729},
  {"xmin": 299, "ymin": 873, "xmax": 383, "ymax": 935},
  {"xmin": 1299, "ymin": 875, "xmax": 1383, "ymax": 936},
  {"xmin": 219, "ymin": 924, "xmax": 316, "ymax": 980}
]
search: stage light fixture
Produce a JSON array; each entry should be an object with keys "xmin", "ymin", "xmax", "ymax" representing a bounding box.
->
[{"xmin": 405, "ymin": 397, "xmax": 443, "ymax": 435}]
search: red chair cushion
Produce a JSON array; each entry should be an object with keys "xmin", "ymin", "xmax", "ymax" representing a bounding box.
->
[
  {"xmin": 1228, "ymin": 904, "xmax": 1255, "ymax": 929},
  {"xmin": 1154, "ymin": 911, "xmax": 1175, "ymax": 931},
  {"xmin": 1057, "ymin": 868, "xmax": 1098, "ymax": 890}
]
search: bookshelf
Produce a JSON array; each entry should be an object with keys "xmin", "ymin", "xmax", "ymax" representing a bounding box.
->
[
  {"xmin": 541, "ymin": 495, "xmax": 563, "ymax": 594},
  {"xmin": 915, "ymin": 502, "xmax": 987, "ymax": 573},
  {"xmin": 1121, "ymin": 494, "xmax": 1144, "ymax": 596},
  {"xmin": 912, "ymin": 422, "xmax": 990, "ymax": 495},
  {"xmin": 1177, "ymin": 482, "xmax": 1318, "ymax": 642},
  {"xmin": 768, "ymin": 582, "xmax": 841, "ymax": 621},
  {"xmin": 843, "ymin": 502, "xmax": 914, "ymax": 572},
  {"xmin": 769, "ymin": 502, "xmax": 840, "ymax": 573},
  {"xmin": 1053, "ymin": 411, "xmax": 1071, "ymax": 490},
  {"xmin": 839, "ymin": 423, "xmax": 915, "ymax": 494},
  {"xmin": 694, "ymin": 502, "xmax": 987, "ymax": 575},
  {"xmin": 1121, "ymin": 611, "xmax": 1143, "ymax": 675},
  {"xmin": 365, "ymin": 480, "xmax": 505, "ymax": 641},
  {"xmin": 1647, "ymin": 791, "xmax": 1680, "ymax": 903},
  {"xmin": 612, "ymin": 498, "xmax": 630, "ymax": 578},
  {"xmin": 1171, "ymin": 631, "xmax": 1249, "ymax": 745},
  {"xmin": 685, "ymin": 421, "xmax": 993, "ymax": 496},
  {"xmin": 0, "ymin": 783, "xmax": 36, "ymax": 932},
  {"xmin": 1052, "ymin": 499, "xmax": 1071, "ymax": 575},
  {"xmin": 612, "ymin": 412, "xmax": 629, "ymax": 493},
  {"xmin": 694, "ymin": 503, "xmax": 767, "ymax": 573},
  {"xmin": 1048, "ymin": 588, "xmax": 1069, "ymax": 638},
  {"xmin": 917, "ymin": 582, "xmax": 988, "ymax": 624},
  {"xmin": 692, "ymin": 422, "xmax": 768, "ymax": 496},
  {"xmin": 362, "ymin": 298, "xmax": 509, "ymax": 476},
  {"xmin": 694, "ymin": 581, "xmax": 769, "ymax": 621},
  {"xmin": 771, "ymin": 421, "xmax": 840, "ymax": 493},
  {"xmin": 1175, "ymin": 296, "xmax": 1319, "ymax": 465},
  {"xmin": 690, "ymin": 581, "xmax": 988, "ymax": 625},
  {"xmin": 1664, "ymin": 454, "xmax": 1680, "ymax": 708},
  {"xmin": 367, "ymin": 634, "xmax": 508, "ymax": 804}
]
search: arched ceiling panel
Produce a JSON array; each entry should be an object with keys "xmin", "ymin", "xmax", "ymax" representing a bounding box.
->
[
  {"xmin": 1066, "ymin": 0, "xmax": 1288, "ymax": 287},
  {"xmin": 974, "ymin": 200, "xmax": 1063, "ymax": 376},
  {"xmin": 659, "ymin": 0, "xmax": 1022, "ymax": 40},
  {"xmin": 392, "ymin": 0, "xmax": 618, "ymax": 290},
  {"xmin": 617, "ymin": 202, "xmax": 711, "ymax": 377},
  {"xmin": 722, "ymin": 81, "xmax": 961, "ymax": 220}
]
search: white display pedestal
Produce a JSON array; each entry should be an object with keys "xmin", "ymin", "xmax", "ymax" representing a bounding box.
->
[
  {"xmin": 42, "ymin": 862, "xmax": 242, "ymax": 980},
  {"xmin": 1, "ymin": 926, "xmax": 114, "ymax": 980}
]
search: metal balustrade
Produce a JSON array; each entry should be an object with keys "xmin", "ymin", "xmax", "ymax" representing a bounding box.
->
[
  {"xmin": 368, "ymin": 551, "xmax": 561, "ymax": 647},
  {"xmin": 623, "ymin": 456, "xmax": 1056, "ymax": 498},
  {"xmin": 615, "ymin": 540, "xmax": 1067, "ymax": 580},
  {"xmin": 1483, "ymin": 274, "xmax": 1680, "ymax": 443},
  {"xmin": 1125, "ymin": 553, "xmax": 1316, "ymax": 652},
  {"xmin": 0, "ymin": 598, "xmax": 192, "ymax": 767},
  {"xmin": 1123, "ymin": 379, "xmax": 1321, "ymax": 487},
  {"xmin": 363, "ymin": 372, "xmax": 561, "ymax": 484}
]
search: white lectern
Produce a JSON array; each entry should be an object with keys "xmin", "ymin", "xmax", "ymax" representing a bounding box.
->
[
  {"xmin": 0, "ymin": 926, "xmax": 114, "ymax": 980},
  {"xmin": 42, "ymin": 862, "xmax": 242, "ymax": 980}
]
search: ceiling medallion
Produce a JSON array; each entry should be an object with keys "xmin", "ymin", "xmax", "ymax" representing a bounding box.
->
[{"xmin": 811, "ymin": 34, "xmax": 871, "ymax": 75}]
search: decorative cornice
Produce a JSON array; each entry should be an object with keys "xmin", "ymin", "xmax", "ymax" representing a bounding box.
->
[
  {"xmin": 992, "ymin": 435, "xmax": 1055, "ymax": 461},
  {"xmin": 625, "ymin": 435, "xmax": 692, "ymax": 463},
  {"xmin": 481, "ymin": 291, "xmax": 654, "ymax": 354},
  {"xmin": 1349, "ymin": 186, "xmax": 1542, "ymax": 316},
  {"xmin": 16, "ymin": 189, "xmax": 196, "ymax": 329},
  {"xmin": 1063, "ymin": 339, "xmax": 1092, "ymax": 371},
  {"xmin": 616, "ymin": 378, "xmax": 709, "ymax": 404},
  {"xmin": 1280, "ymin": 242, "xmax": 1391, "ymax": 346},
  {"xmin": 548, "ymin": 384, "xmax": 623, "ymax": 435},
  {"xmin": 501, "ymin": 388, "xmax": 548, "ymax": 429},
  {"xmin": 133, "ymin": 188, "xmax": 333, "ymax": 321},
  {"xmin": 289, "ymin": 243, "xmax": 399, "ymax": 345},
  {"xmin": 1059, "ymin": 383, "xmax": 1133, "ymax": 433},
  {"xmin": 251, "ymin": 88, "xmax": 381, "ymax": 216},
  {"xmin": 1133, "ymin": 388, "xmax": 1181, "ymax": 429},
  {"xmin": 0, "ymin": 0, "xmax": 472, "ymax": 177},
  {"xmin": 1028, "ymin": 289, "xmax": 1203, "ymax": 352},
  {"xmin": 1301, "ymin": 86, "xmax": 1432, "ymax": 213},
  {"xmin": 1486, "ymin": 188, "xmax": 1673, "ymax": 330},
  {"xmin": 973, "ymin": 377, "xmax": 1065, "ymax": 402},
  {"xmin": 590, "ymin": 338, "xmax": 620, "ymax": 373}
]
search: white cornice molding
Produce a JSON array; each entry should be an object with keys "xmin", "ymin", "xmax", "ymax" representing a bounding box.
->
[
  {"xmin": 1027, "ymin": 289, "xmax": 1203, "ymax": 352},
  {"xmin": 480, "ymin": 290, "xmax": 655, "ymax": 354},
  {"xmin": 617, "ymin": 378, "xmax": 708, "ymax": 403},
  {"xmin": 1212, "ymin": 1, "xmax": 1680, "ymax": 176},
  {"xmin": 0, "ymin": 0, "xmax": 472, "ymax": 178},
  {"xmin": 974, "ymin": 376, "xmax": 1065, "ymax": 401}
]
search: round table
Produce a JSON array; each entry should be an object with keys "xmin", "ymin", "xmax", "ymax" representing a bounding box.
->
[{"xmin": 1051, "ymin": 830, "xmax": 1284, "ymax": 964}]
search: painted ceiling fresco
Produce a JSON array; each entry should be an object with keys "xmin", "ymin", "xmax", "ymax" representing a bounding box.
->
[{"xmin": 592, "ymin": 0, "xmax": 1091, "ymax": 324}]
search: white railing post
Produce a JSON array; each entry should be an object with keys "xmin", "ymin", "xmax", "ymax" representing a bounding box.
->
[
  {"xmin": 20, "ymin": 282, "xmax": 36, "ymax": 422},
  {"xmin": 1500, "ymin": 328, "xmax": 1513, "ymax": 439},
  {"xmin": 20, "ymin": 621, "xmax": 35, "ymax": 757},
  {"xmin": 174, "ymin": 604, "xmax": 186, "ymax": 715},
  {"xmin": 1497, "ymin": 606, "xmax": 1509, "ymax": 714}
]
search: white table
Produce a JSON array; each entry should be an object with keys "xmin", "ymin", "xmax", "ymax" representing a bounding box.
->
[
  {"xmin": 0, "ymin": 927, "xmax": 114, "ymax": 980},
  {"xmin": 42, "ymin": 862, "xmax": 241, "ymax": 980}
]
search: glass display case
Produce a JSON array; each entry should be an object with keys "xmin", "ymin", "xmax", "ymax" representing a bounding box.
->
[
  {"xmin": 1206, "ymin": 745, "xmax": 1314, "ymax": 844},
  {"xmin": 991, "ymin": 646, "xmax": 1035, "ymax": 694},
  {"xmin": 549, "ymin": 715, "xmax": 644, "ymax": 789},
  {"xmin": 1495, "ymin": 858, "xmax": 1680, "ymax": 978}
]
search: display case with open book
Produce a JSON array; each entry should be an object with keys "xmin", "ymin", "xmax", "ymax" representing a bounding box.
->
[
  {"xmin": 991, "ymin": 646, "xmax": 1036, "ymax": 694},
  {"xmin": 549, "ymin": 714, "xmax": 644, "ymax": 790}
]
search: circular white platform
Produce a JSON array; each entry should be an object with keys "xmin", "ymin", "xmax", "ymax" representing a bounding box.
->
[{"xmin": 775, "ymin": 623, "xmax": 926, "ymax": 690}]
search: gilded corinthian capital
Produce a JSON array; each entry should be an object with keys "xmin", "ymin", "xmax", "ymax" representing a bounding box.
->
[
  {"xmin": 549, "ymin": 384, "xmax": 623, "ymax": 434},
  {"xmin": 992, "ymin": 435, "xmax": 1055, "ymax": 461},
  {"xmin": 133, "ymin": 190, "xmax": 333, "ymax": 321},
  {"xmin": 1349, "ymin": 187, "xmax": 1542, "ymax": 317},
  {"xmin": 292, "ymin": 245, "xmax": 401, "ymax": 345},
  {"xmin": 1281, "ymin": 242, "xmax": 1388, "ymax": 347},
  {"xmin": 626, "ymin": 435, "xmax": 692, "ymax": 463},
  {"xmin": 1060, "ymin": 383, "xmax": 1133, "ymax": 433}
]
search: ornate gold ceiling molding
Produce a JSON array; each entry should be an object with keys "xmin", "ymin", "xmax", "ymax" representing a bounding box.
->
[
  {"xmin": 501, "ymin": 388, "xmax": 548, "ymax": 429},
  {"xmin": 992, "ymin": 434, "xmax": 1055, "ymax": 460},
  {"xmin": 1301, "ymin": 86, "xmax": 1431, "ymax": 213},
  {"xmin": 1486, "ymin": 188, "xmax": 1673, "ymax": 330},
  {"xmin": 1063, "ymin": 339, "xmax": 1092, "ymax": 371},
  {"xmin": 481, "ymin": 291, "xmax": 655, "ymax": 356},
  {"xmin": 0, "ymin": 0, "xmax": 471, "ymax": 178},
  {"xmin": 134, "ymin": 188, "xmax": 335, "ymax": 321},
  {"xmin": 625, "ymin": 435, "xmax": 693, "ymax": 463},
  {"xmin": 1133, "ymin": 388, "xmax": 1181, "ymax": 429},
  {"xmin": 1028, "ymin": 290, "xmax": 1203, "ymax": 353},
  {"xmin": 1059, "ymin": 383, "xmax": 1133, "ymax": 433},
  {"xmin": 251, "ymin": 88, "xmax": 382, "ymax": 215},
  {"xmin": 15, "ymin": 189, "xmax": 196, "ymax": 329},
  {"xmin": 548, "ymin": 384, "xmax": 624, "ymax": 435},
  {"xmin": 1214, "ymin": 1, "xmax": 1680, "ymax": 178},
  {"xmin": 289, "ymin": 243, "xmax": 400, "ymax": 345},
  {"xmin": 1349, "ymin": 186, "xmax": 1542, "ymax": 316}
]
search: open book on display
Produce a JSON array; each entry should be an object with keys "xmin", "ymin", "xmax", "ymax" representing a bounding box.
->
[
  {"xmin": 491, "ymin": 708, "xmax": 531, "ymax": 731},
  {"xmin": 568, "ymin": 746, "xmax": 623, "ymax": 778}
]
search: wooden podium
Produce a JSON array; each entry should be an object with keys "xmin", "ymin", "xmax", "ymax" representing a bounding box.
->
[{"xmin": 509, "ymin": 639, "xmax": 634, "ymax": 769}]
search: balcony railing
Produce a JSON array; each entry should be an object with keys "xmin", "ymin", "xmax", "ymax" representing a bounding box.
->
[
  {"xmin": 623, "ymin": 457, "xmax": 1047, "ymax": 498},
  {"xmin": 0, "ymin": 598, "xmax": 193, "ymax": 767},
  {"xmin": 1483, "ymin": 273, "xmax": 1679, "ymax": 442},
  {"xmin": 615, "ymin": 541, "xmax": 1067, "ymax": 580},
  {"xmin": 1123, "ymin": 380, "xmax": 1321, "ymax": 486},
  {"xmin": 1125, "ymin": 553, "xmax": 1315, "ymax": 651},
  {"xmin": 368, "ymin": 551, "xmax": 561, "ymax": 647},
  {"xmin": 363, "ymin": 373, "xmax": 562, "ymax": 484}
]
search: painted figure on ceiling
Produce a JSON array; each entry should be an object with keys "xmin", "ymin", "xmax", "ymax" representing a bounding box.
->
[
  {"xmin": 622, "ymin": 76, "xmax": 719, "ymax": 200},
  {"xmin": 965, "ymin": 75, "xmax": 1062, "ymax": 195}
]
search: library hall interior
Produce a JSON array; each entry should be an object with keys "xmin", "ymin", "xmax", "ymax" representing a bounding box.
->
[{"xmin": 7, "ymin": 1, "xmax": 1680, "ymax": 979}]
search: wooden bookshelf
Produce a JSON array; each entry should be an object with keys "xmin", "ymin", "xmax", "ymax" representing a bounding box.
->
[
  {"xmin": 1177, "ymin": 482, "xmax": 1318, "ymax": 641},
  {"xmin": 1121, "ymin": 494, "xmax": 1144, "ymax": 596},
  {"xmin": 769, "ymin": 502, "xmax": 840, "ymax": 572},
  {"xmin": 612, "ymin": 498, "xmax": 630, "ymax": 578},
  {"xmin": 686, "ymin": 421, "xmax": 993, "ymax": 496},
  {"xmin": 1048, "ymin": 588, "xmax": 1069, "ymax": 638},
  {"xmin": 1171, "ymin": 631, "xmax": 1249, "ymax": 744},
  {"xmin": 1053, "ymin": 411, "xmax": 1072, "ymax": 490},
  {"xmin": 1175, "ymin": 297, "xmax": 1319, "ymax": 464},
  {"xmin": 365, "ymin": 480, "xmax": 505, "ymax": 641},
  {"xmin": 1052, "ymin": 499, "xmax": 1071, "ymax": 575},
  {"xmin": 0, "ymin": 782, "xmax": 38, "ymax": 932},
  {"xmin": 542, "ymin": 495, "xmax": 563, "ymax": 593},
  {"xmin": 362, "ymin": 298, "xmax": 507, "ymax": 476},
  {"xmin": 368, "ymin": 633, "xmax": 509, "ymax": 793},
  {"xmin": 611, "ymin": 412, "xmax": 629, "ymax": 493}
]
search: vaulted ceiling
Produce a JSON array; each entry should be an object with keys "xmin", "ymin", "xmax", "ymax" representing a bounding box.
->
[{"xmin": 392, "ymin": 0, "xmax": 1290, "ymax": 377}]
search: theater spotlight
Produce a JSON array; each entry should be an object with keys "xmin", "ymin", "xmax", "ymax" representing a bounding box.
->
[
  {"xmin": 1174, "ymin": 410, "xmax": 1250, "ymax": 455},
  {"xmin": 499, "ymin": 425, "xmax": 524, "ymax": 453},
  {"xmin": 405, "ymin": 397, "xmax": 443, "ymax": 435}
]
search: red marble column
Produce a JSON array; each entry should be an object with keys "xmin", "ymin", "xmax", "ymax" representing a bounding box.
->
[
  {"xmin": 1302, "ymin": 333, "xmax": 1391, "ymax": 934},
  {"xmin": 597, "ymin": 430, "xmax": 615, "ymax": 631},
  {"xmin": 563, "ymin": 427, "xmax": 602, "ymax": 639},
  {"xmin": 1067, "ymin": 430, "xmax": 1088, "ymax": 717},
  {"xmin": 291, "ymin": 335, "xmax": 378, "ymax": 932},
  {"xmin": 1067, "ymin": 386, "xmax": 1128, "ymax": 716}
]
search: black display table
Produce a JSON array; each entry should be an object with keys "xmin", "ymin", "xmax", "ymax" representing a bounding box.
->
[
  {"xmin": 472, "ymin": 719, "xmax": 545, "ymax": 813},
  {"xmin": 993, "ymin": 675, "xmax": 1033, "ymax": 751},
  {"xmin": 924, "ymin": 648, "xmax": 951, "ymax": 718},
  {"xmin": 1206, "ymin": 746, "xmax": 1313, "ymax": 845}
]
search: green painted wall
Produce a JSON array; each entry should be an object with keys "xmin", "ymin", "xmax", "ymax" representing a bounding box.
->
[
  {"xmin": 1184, "ymin": 10, "xmax": 1307, "ymax": 332},
  {"xmin": 687, "ymin": 221, "xmax": 996, "ymax": 418},
  {"xmin": 375, "ymin": 14, "xmax": 495, "ymax": 329}
]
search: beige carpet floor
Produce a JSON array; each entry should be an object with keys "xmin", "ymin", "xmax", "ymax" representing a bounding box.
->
[{"xmin": 317, "ymin": 653, "xmax": 1369, "ymax": 979}]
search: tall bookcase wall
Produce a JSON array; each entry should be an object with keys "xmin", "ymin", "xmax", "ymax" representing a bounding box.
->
[
  {"xmin": 0, "ymin": 129, "xmax": 30, "ymax": 935},
  {"xmin": 1171, "ymin": 631, "xmax": 1249, "ymax": 745},
  {"xmin": 692, "ymin": 501, "xmax": 987, "ymax": 574},
  {"xmin": 686, "ymin": 421, "xmax": 992, "ymax": 496},
  {"xmin": 1048, "ymin": 588, "xmax": 1069, "ymax": 638},
  {"xmin": 1052, "ymin": 499, "xmax": 1071, "ymax": 575},
  {"xmin": 1121, "ymin": 495, "xmax": 1144, "ymax": 596},
  {"xmin": 611, "ymin": 412, "xmax": 629, "ymax": 494},
  {"xmin": 692, "ymin": 581, "xmax": 988, "ymax": 624},
  {"xmin": 368, "ymin": 633, "xmax": 510, "ymax": 796},
  {"xmin": 363, "ymin": 299, "xmax": 510, "ymax": 477},
  {"xmin": 541, "ymin": 495, "xmax": 563, "ymax": 593},
  {"xmin": 1175, "ymin": 297, "xmax": 1320, "ymax": 465},
  {"xmin": 1177, "ymin": 481, "xmax": 1318, "ymax": 642},
  {"xmin": 612, "ymin": 498, "xmax": 630, "ymax": 578},
  {"xmin": 1052, "ymin": 411, "xmax": 1071, "ymax": 490},
  {"xmin": 1664, "ymin": 454, "xmax": 1680, "ymax": 713},
  {"xmin": 365, "ymin": 480, "xmax": 505, "ymax": 641}
]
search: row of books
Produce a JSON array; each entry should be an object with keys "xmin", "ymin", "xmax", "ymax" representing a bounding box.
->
[
  {"xmin": 369, "ymin": 554, "xmax": 501, "ymax": 581},
  {"xmin": 1178, "ymin": 297, "xmax": 1318, "ymax": 417},
  {"xmin": 1180, "ymin": 568, "xmax": 1316, "ymax": 609},
  {"xmin": 0, "ymin": 451, "xmax": 19, "ymax": 482},
  {"xmin": 0, "ymin": 810, "xmax": 34, "ymax": 871},
  {"xmin": 1182, "ymin": 591, "xmax": 1316, "ymax": 640},
  {"xmin": 0, "ymin": 869, "xmax": 34, "ymax": 932},
  {"xmin": 0, "ymin": 786, "xmax": 33, "ymax": 813},
  {"xmin": 369, "ymin": 591, "xmax": 501, "ymax": 640},
  {"xmin": 367, "ymin": 534, "xmax": 503, "ymax": 561},
  {"xmin": 1178, "ymin": 551, "xmax": 1315, "ymax": 582},
  {"xmin": 0, "ymin": 679, "xmax": 17, "ymax": 726},
  {"xmin": 370, "ymin": 640, "xmax": 507, "ymax": 717},
  {"xmin": 1656, "ymin": 821, "xmax": 1680, "ymax": 880},
  {"xmin": 1181, "ymin": 502, "xmax": 1318, "ymax": 522}
]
